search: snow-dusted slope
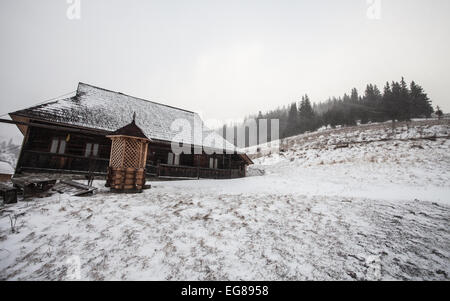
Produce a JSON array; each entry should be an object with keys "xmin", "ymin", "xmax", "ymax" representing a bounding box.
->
[
  {"xmin": 248, "ymin": 120, "xmax": 450, "ymax": 203},
  {"xmin": 247, "ymin": 119, "xmax": 449, "ymax": 158},
  {"xmin": 0, "ymin": 120, "xmax": 449, "ymax": 280}
]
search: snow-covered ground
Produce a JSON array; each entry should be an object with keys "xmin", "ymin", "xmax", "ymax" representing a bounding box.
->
[
  {"xmin": 247, "ymin": 123, "xmax": 450, "ymax": 204},
  {"xmin": 0, "ymin": 140, "xmax": 20, "ymax": 170},
  {"xmin": 0, "ymin": 121, "xmax": 449, "ymax": 280},
  {"xmin": 0, "ymin": 161, "xmax": 14, "ymax": 176}
]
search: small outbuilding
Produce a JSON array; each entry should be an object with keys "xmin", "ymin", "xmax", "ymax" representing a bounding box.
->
[{"xmin": 105, "ymin": 117, "xmax": 150, "ymax": 193}]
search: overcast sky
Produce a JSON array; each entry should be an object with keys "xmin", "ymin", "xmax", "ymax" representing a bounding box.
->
[{"xmin": 1, "ymin": 0, "xmax": 449, "ymax": 142}]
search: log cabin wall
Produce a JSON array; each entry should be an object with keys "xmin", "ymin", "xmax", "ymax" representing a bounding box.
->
[
  {"xmin": 146, "ymin": 142, "xmax": 172, "ymax": 165},
  {"xmin": 25, "ymin": 125, "xmax": 110, "ymax": 157},
  {"xmin": 17, "ymin": 121, "xmax": 111, "ymax": 174}
]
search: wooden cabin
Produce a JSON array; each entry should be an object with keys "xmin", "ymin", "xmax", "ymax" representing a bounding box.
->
[{"xmin": 8, "ymin": 83, "xmax": 252, "ymax": 180}]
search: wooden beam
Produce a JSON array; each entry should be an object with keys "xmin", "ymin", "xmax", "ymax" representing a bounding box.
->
[
  {"xmin": 0, "ymin": 118, "xmax": 110, "ymax": 136},
  {"xmin": 15, "ymin": 125, "xmax": 30, "ymax": 173},
  {"xmin": 22, "ymin": 150, "xmax": 109, "ymax": 162},
  {"xmin": 18, "ymin": 166, "xmax": 107, "ymax": 176}
]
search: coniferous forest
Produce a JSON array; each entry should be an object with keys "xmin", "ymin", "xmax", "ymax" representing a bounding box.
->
[{"xmin": 222, "ymin": 78, "xmax": 437, "ymax": 146}]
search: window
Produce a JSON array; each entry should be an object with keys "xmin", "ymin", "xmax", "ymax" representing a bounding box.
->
[
  {"xmin": 85, "ymin": 143, "xmax": 99, "ymax": 157},
  {"xmin": 59, "ymin": 140, "xmax": 66, "ymax": 154},
  {"xmin": 93, "ymin": 143, "xmax": 99, "ymax": 156},
  {"xmin": 209, "ymin": 158, "xmax": 218, "ymax": 169},
  {"xmin": 50, "ymin": 139, "xmax": 58, "ymax": 153},
  {"xmin": 85, "ymin": 143, "xmax": 91, "ymax": 157},
  {"xmin": 50, "ymin": 138, "xmax": 66, "ymax": 154},
  {"xmin": 168, "ymin": 153, "xmax": 180, "ymax": 166}
]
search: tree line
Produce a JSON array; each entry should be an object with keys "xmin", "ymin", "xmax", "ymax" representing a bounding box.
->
[{"xmin": 221, "ymin": 78, "xmax": 439, "ymax": 146}]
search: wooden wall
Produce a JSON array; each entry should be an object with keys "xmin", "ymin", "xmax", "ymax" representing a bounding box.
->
[{"xmin": 16, "ymin": 123, "xmax": 248, "ymax": 178}]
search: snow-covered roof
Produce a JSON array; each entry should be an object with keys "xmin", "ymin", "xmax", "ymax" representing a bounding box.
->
[
  {"xmin": 0, "ymin": 161, "xmax": 14, "ymax": 175},
  {"xmin": 109, "ymin": 119, "xmax": 150, "ymax": 140},
  {"xmin": 10, "ymin": 83, "xmax": 237, "ymax": 153}
]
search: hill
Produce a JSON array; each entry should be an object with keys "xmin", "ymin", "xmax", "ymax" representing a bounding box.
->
[{"xmin": 247, "ymin": 119, "xmax": 449, "ymax": 203}]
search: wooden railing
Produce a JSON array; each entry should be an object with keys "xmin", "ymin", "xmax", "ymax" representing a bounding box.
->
[
  {"xmin": 146, "ymin": 164, "xmax": 244, "ymax": 179},
  {"xmin": 158, "ymin": 164, "xmax": 198, "ymax": 178},
  {"xmin": 19, "ymin": 150, "xmax": 246, "ymax": 179},
  {"xmin": 19, "ymin": 150, "xmax": 109, "ymax": 174}
]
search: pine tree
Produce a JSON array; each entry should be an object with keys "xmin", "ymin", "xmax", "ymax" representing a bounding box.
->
[
  {"xmin": 399, "ymin": 77, "xmax": 411, "ymax": 121},
  {"xmin": 373, "ymin": 85, "xmax": 382, "ymax": 107},
  {"xmin": 299, "ymin": 95, "xmax": 314, "ymax": 119},
  {"xmin": 350, "ymin": 88, "xmax": 359, "ymax": 104},
  {"xmin": 410, "ymin": 81, "xmax": 433, "ymax": 118},
  {"xmin": 363, "ymin": 84, "xmax": 383, "ymax": 122},
  {"xmin": 436, "ymin": 106, "xmax": 443, "ymax": 120},
  {"xmin": 298, "ymin": 94, "xmax": 317, "ymax": 132},
  {"xmin": 284, "ymin": 102, "xmax": 299, "ymax": 137},
  {"xmin": 382, "ymin": 81, "xmax": 396, "ymax": 121}
]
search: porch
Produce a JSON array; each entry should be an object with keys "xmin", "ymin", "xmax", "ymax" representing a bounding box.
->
[{"xmin": 17, "ymin": 150, "xmax": 246, "ymax": 180}]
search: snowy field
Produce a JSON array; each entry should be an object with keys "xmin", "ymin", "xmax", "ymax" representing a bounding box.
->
[{"xmin": 0, "ymin": 121, "xmax": 449, "ymax": 280}]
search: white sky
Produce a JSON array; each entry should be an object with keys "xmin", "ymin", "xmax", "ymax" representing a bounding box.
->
[{"xmin": 1, "ymin": 0, "xmax": 449, "ymax": 142}]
